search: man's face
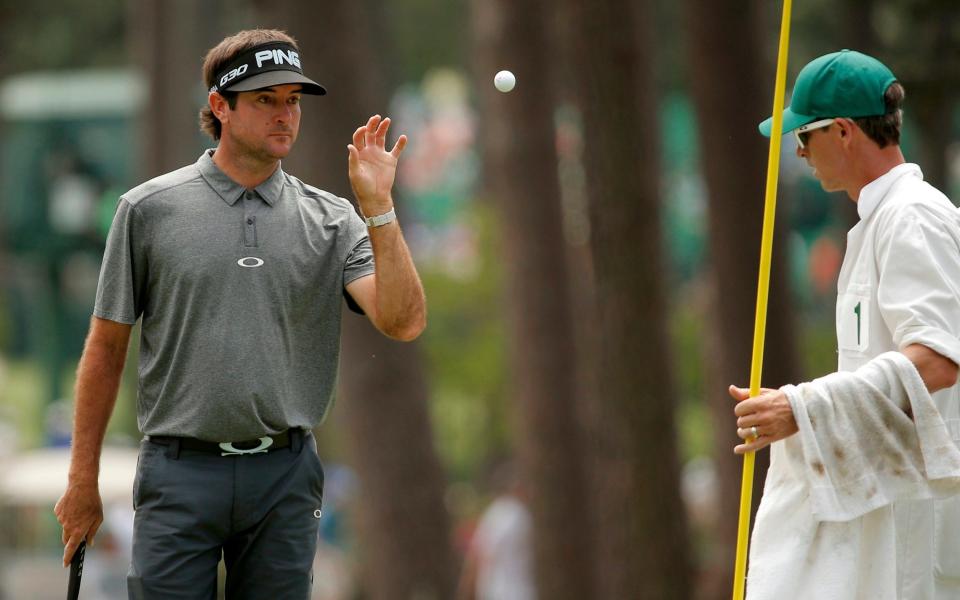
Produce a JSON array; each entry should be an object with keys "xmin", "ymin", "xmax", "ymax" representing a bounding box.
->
[
  {"xmin": 795, "ymin": 121, "xmax": 850, "ymax": 194},
  {"xmin": 222, "ymin": 84, "xmax": 303, "ymax": 161}
]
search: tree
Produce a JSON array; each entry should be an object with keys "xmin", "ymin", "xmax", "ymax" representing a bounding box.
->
[
  {"xmin": 469, "ymin": 0, "xmax": 595, "ymax": 597},
  {"xmin": 564, "ymin": 0, "xmax": 692, "ymax": 597},
  {"xmin": 882, "ymin": 0, "xmax": 959, "ymax": 192},
  {"xmin": 253, "ymin": 3, "xmax": 456, "ymax": 598},
  {"xmin": 119, "ymin": 0, "xmax": 212, "ymax": 433},
  {"xmin": 681, "ymin": 0, "xmax": 803, "ymax": 597},
  {"xmin": 128, "ymin": 0, "xmax": 207, "ymax": 178}
]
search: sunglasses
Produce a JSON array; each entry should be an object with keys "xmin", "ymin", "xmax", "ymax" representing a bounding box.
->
[{"xmin": 794, "ymin": 118, "xmax": 836, "ymax": 149}]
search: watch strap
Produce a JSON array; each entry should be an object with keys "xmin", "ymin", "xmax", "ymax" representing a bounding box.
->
[{"xmin": 363, "ymin": 207, "xmax": 397, "ymax": 228}]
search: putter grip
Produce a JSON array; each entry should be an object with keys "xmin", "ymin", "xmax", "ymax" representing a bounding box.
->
[{"xmin": 67, "ymin": 540, "xmax": 86, "ymax": 600}]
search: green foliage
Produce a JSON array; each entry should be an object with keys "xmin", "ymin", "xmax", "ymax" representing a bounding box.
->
[
  {"xmin": 0, "ymin": 353, "xmax": 139, "ymax": 450},
  {"xmin": 381, "ymin": 0, "xmax": 469, "ymax": 83},
  {"xmin": 0, "ymin": 361, "xmax": 46, "ymax": 447},
  {"xmin": 0, "ymin": 0, "xmax": 126, "ymax": 74},
  {"xmin": 419, "ymin": 202, "xmax": 509, "ymax": 480},
  {"xmin": 670, "ymin": 288, "xmax": 710, "ymax": 462}
]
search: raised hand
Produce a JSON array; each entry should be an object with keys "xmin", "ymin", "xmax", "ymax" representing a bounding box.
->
[{"xmin": 347, "ymin": 114, "xmax": 408, "ymax": 215}]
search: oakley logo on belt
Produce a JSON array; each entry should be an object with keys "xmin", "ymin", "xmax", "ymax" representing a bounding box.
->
[
  {"xmin": 237, "ymin": 257, "xmax": 264, "ymax": 268},
  {"xmin": 219, "ymin": 437, "xmax": 274, "ymax": 456}
]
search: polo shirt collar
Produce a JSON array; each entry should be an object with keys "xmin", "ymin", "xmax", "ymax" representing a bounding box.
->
[
  {"xmin": 196, "ymin": 149, "xmax": 285, "ymax": 207},
  {"xmin": 255, "ymin": 163, "xmax": 285, "ymax": 206},
  {"xmin": 857, "ymin": 163, "xmax": 922, "ymax": 221}
]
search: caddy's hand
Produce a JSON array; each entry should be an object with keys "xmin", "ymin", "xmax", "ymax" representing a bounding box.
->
[
  {"xmin": 347, "ymin": 114, "xmax": 408, "ymax": 216},
  {"xmin": 55, "ymin": 482, "xmax": 103, "ymax": 567},
  {"xmin": 729, "ymin": 385, "xmax": 799, "ymax": 454}
]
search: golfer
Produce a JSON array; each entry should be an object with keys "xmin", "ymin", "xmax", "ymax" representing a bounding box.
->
[
  {"xmin": 54, "ymin": 28, "xmax": 426, "ymax": 599},
  {"xmin": 730, "ymin": 50, "xmax": 960, "ymax": 599}
]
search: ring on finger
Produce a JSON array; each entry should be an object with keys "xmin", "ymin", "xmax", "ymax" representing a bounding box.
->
[{"xmin": 749, "ymin": 425, "xmax": 759, "ymax": 438}]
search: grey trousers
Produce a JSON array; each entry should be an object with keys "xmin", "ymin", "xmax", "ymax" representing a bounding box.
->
[{"xmin": 127, "ymin": 431, "xmax": 324, "ymax": 600}]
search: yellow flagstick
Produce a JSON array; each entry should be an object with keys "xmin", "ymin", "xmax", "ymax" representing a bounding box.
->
[{"xmin": 732, "ymin": 0, "xmax": 794, "ymax": 598}]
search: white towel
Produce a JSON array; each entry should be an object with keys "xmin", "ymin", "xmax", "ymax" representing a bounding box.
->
[
  {"xmin": 745, "ymin": 352, "xmax": 960, "ymax": 599},
  {"xmin": 782, "ymin": 351, "xmax": 960, "ymax": 522}
]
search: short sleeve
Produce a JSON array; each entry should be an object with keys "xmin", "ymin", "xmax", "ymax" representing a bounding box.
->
[
  {"xmin": 94, "ymin": 198, "xmax": 146, "ymax": 324},
  {"xmin": 876, "ymin": 205, "xmax": 960, "ymax": 365},
  {"xmin": 342, "ymin": 208, "xmax": 376, "ymax": 314},
  {"xmin": 344, "ymin": 237, "xmax": 375, "ymax": 286}
]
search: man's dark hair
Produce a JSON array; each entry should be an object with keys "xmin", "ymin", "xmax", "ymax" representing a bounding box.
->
[
  {"xmin": 199, "ymin": 29, "xmax": 299, "ymax": 141},
  {"xmin": 853, "ymin": 82, "xmax": 904, "ymax": 148}
]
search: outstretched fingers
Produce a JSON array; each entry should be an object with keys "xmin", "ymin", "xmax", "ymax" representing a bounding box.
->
[
  {"xmin": 364, "ymin": 115, "xmax": 381, "ymax": 148},
  {"xmin": 352, "ymin": 126, "xmax": 367, "ymax": 150},
  {"xmin": 375, "ymin": 117, "xmax": 390, "ymax": 148},
  {"xmin": 353, "ymin": 114, "xmax": 406, "ymax": 156},
  {"xmin": 347, "ymin": 144, "xmax": 359, "ymax": 168},
  {"xmin": 390, "ymin": 134, "xmax": 408, "ymax": 158}
]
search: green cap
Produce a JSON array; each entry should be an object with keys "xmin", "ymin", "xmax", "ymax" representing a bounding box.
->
[{"xmin": 759, "ymin": 50, "xmax": 897, "ymax": 137}]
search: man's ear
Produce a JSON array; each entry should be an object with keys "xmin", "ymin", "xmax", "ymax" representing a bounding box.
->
[
  {"xmin": 209, "ymin": 92, "xmax": 230, "ymax": 123},
  {"xmin": 836, "ymin": 117, "xmax": 857, "ymax": 146}
]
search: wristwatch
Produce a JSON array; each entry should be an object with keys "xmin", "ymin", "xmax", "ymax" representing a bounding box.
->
[{"xmin": 363, "ymin": 207, "xmax": 397, "ymax": 228}]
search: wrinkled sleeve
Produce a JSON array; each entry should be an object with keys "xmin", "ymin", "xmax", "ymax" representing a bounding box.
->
[
  {"xmin": 94, "ymin": 197, "xmax": 147, "ymax": 324},
  {"xmin": 875, "ymin": 205, "xmax": 960, "ymax": 365}
]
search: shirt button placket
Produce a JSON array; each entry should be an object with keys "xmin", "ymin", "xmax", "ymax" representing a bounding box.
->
[{"xmin": 243, "ymin": 192, "xmax": 257, "ymax": 247}]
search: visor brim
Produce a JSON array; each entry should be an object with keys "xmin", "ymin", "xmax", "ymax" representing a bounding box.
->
[{"xmin": 224, "ymin": 71, "xmax": 326, "ymax": 95}]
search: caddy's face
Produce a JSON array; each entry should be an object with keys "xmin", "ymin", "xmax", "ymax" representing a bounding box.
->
[{"xmin": 796, "ymin": 123, "xmax": 847, "ymax": 193}]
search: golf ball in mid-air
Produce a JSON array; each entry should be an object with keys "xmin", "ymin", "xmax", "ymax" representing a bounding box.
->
[{"xmin": 494, "ymin": 70, "xmax": 516, "ymax": 93}]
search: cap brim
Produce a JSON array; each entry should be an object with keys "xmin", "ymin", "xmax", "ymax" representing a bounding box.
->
[
  {"xmin": 758, "ymin": 107, "xmax": 815, "ymax": 137},
  {"xmin": 227, "ymin": 71, "xmax": 326, "ymax": 95}
]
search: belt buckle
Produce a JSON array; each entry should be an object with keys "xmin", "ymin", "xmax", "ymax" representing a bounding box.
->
[{"xmin": 219, "ymin": 436, "xmax": 274, "ymax": 456}]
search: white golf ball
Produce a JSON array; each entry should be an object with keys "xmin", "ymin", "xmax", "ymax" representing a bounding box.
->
[{"xmin": 494, "ymin": 70, "xmax": 516, "ymax": 93}]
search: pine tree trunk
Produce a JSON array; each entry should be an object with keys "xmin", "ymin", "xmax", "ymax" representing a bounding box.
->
[
  {"xmin": 470, "ymin": 0, "xmax": 595, "ymax": 597},
  {"xmin": 129, "ymin": 0, "xmax": 206, "ymax": 178},
  {"xmin": 565, "ymin": 0, "xmax": 692, "ymax": 597},
  {"xmin": 254, "ymin": 3, "xmax": 456, "ymax": 598},
  {"xmin": 681, "ymin": 1, "xmax": 802, "ymax": 596}
]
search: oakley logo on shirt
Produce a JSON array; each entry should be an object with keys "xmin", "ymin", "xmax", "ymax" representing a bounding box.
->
[{"xmin": 237, "ymin": 257, "xmax": 265, "ymax": 268}]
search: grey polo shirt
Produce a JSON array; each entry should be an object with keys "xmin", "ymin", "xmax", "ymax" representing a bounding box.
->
[{"xmin": 94, "ymin": 150, "xmax": 375, "ymax": 441}]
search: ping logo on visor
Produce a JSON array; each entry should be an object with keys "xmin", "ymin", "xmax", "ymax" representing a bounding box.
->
[
  {"xmin": 209, "ymin": 41, "xmax": 326, "ymax": 96},
  {"xmin": 255, "ymin": 48, "xmax": 301, "ymax": 69}
]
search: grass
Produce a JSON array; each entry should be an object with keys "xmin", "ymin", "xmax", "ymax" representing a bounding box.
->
[
  {"xmin": 0, "ymin": 349, "xmax": 140, "ymax": 451},
  {"xmin": 0, "ymin": 360, "xmax": 47, "ymax": 448}
]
